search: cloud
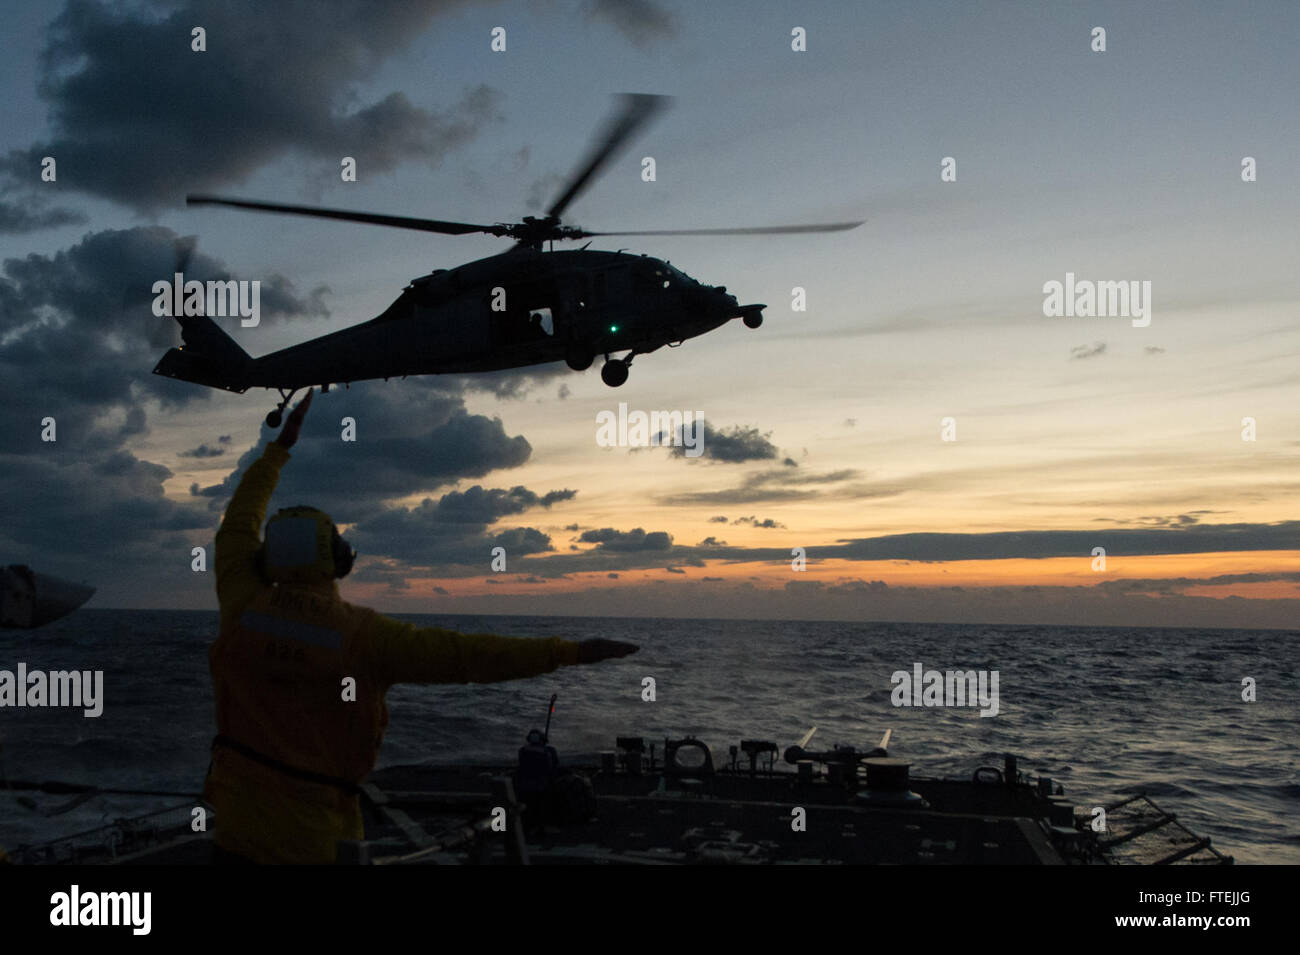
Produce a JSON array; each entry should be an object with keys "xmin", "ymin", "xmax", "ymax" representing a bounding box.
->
[
  {"xmin": 191, "ymin": 381, "xmax": 536, "ymax": 521},
  {"xmin": 0, "ymin": 197, "xmax": 86, "ymax": 235},
  {"xmin": 732, "ymin": 515, "xmax": 786, "ymax": 529},
  {"xmin": 660, "ymin": 467, "xmax": 866, "ymax": 506},
  {"xmin": 0, "ymin": 225, "xmax": 346, "ymax": 604},
  {"xmin": 825, "ymin": 522, "xmax": 1300, "ymax": 561},
  {"xmin": 433, "ymin": 485, "xmax": 577, "ymax": 524},
  {"xmin": 0, "ymin": 227, "xmax": 328, "ymax": 453},
  {"xmin": 662, "ymin": 422, "xmax": 781, "ymax": 463},
  {"xmin": 346, "ymin": 484, "xmax": 569, "ymax": 566},
  {"xmin": 1102, "ymin": 511, "xmax": 1219, "ymax": 527},
  {"xmin": 582, "ymin": 0, "xmax": 676, "ymax": 47},
  {"xmin": 578, "ymin": 527, "xmax": 673, "ymax": 552},
  {"xmin": 1096, "ymin": 571, "xmax": 1300, "ymax": 595},
  {"xmin": 179, "ymin": 443, "xmax": 227, "ymax": 458},
  {"xmin": 2, "ymin": 1, "xmax": 502, "ymax": 211},
  {"xmin": 0, "ymin": 447, "xmax": 211, "ymax": 589},
  {"xmin": 436, "ymin": 518, "xmax": 1300, "ymax": 583}
]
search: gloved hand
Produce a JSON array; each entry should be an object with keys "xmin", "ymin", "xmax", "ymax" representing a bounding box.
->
[
  {"xmin": 576, "ymin": 638, "xmax": 639, "ymax": 664},
  {"xmin": 274, "ymin": 390, "xmax": 314, "ymax": 449}
]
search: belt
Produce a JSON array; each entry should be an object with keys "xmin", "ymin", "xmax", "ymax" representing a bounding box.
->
[{"xmin": 211, "ymin": 734, "xmax": 362, "ymax": 796}]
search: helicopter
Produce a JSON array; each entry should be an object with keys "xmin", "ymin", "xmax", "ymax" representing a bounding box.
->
[{"xmin": 153, "ymin": 94, "xmax": 862, "ymax": 427}]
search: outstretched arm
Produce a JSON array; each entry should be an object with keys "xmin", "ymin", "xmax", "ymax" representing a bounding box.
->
[
  {"xmin": 214, "ymin": 392, "xmax": 313, "ymax": 614},
  {"xmin": 358, "ymin": 611, "xmax": 637, "ymax": 687}
]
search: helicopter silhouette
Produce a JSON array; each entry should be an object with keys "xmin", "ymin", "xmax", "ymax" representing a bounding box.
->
[{"xmin": 153, "ymin": 94, "xmax": 862, "ymax": 427}]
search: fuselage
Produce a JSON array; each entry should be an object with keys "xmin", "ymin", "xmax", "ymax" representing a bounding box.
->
[{"xmin": 246, "ymin": 247, "xmax": 745, "ymax": 388}]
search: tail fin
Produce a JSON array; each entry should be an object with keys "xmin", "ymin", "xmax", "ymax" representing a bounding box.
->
[{"xmin": 152, "ymin": 314, "xmax": 252, "ymax": 393}]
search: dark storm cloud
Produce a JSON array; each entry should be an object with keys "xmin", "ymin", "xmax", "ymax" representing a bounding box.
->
[
  {"xmin": 462, "ymin": 362, "xmax": 573, "ymax": 399},
  {"xmin": 0, "ymin": 227, "xmax": 327, "ymax": 453},
  {"xmin": 179, "ymin": 443, "xmax": 227, "ymax": 458},
  {"xmin": 2, "ymin": 0, "xmax": 500, "ymax": 210},
  {"xmin": 577, "ymin": 527, "xmax": 672, "ymax": 552},
  {"xmin": 582, "ymin": 0, "xmax": 676, "ymax": 46},
  {"xmin": 433, "ymin": 485, "xmax": 577, "ymax": 523},
  {"xmin": 0, "ymin": 447, "xmax": 210, "ymax": 581},
  {"xmin": 191, "ymin": 380, "xmax": 534, "ymax": 521},
  {"xmin": 0, "ymin": 197, "xmax": 86, "ymax": 234},
  {"xmin": 0, "ymin": 226, "xmax": 334, "ymax": 601},
  {"xmin": 660, "ymin": 423, "xmax": 780, "ymax": 463},
  {"xmin": 344, "ymin": 486, "xmax": 570, "ymax": 566}
]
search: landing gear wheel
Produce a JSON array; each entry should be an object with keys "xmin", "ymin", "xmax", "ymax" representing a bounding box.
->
[
  {"xmin": 743, "ymin": 312, "xmax": 763, "ymax": 329},
  {"xmin": 600, "ymin": 359, "xmax": 630, "ymax": 387},
  {"xmin": 266, "ymin": 386, "xmax": 300, "ymax": 429},
  {"xmin": 566, "ymin": 348, "xmax": 594, "ymax": 371}
]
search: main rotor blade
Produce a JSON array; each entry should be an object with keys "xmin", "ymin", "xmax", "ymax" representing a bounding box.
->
[
  {"xmin": 582, "ymin": 220, "xmax": 865, "ymax": 237},
  {"xmin": 546, "ymin": 93, "xmax": 671, "ymax": 221},
  {"xmin": 187, "ymin": 195, "xmax": 507, "ymax": 237}
]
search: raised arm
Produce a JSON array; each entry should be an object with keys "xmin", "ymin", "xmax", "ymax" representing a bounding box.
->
[{"xmin": 214, "ymin": 392, "xmax": 312, "ymax": 614}]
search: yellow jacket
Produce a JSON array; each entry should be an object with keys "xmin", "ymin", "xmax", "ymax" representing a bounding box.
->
[{"xmin": 205, "ymin": 441, "xmax": 579, "ymax": 863}]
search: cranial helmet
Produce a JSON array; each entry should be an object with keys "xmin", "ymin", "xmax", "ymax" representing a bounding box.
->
[{"xmin": 259, "ymin": 506, "xmax": 356, "ymax": 583}]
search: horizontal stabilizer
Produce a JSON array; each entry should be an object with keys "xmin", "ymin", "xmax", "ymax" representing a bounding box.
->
[{"xmin": 152, "ymin": 314, "xmax": 252, "ymax": 393}]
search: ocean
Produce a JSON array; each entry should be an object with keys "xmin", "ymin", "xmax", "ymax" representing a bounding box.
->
[{"xmin": 2, "ymin": 609, "xmax": 1296, "ymax": 863}]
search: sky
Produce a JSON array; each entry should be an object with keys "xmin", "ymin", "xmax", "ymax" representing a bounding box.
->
[{"xmin": 1, "ymin": 0, "xmax": 1298, "ymax": 627}]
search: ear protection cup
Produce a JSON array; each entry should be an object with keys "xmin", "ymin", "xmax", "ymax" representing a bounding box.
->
[{"xmin": 331, "ymin": 526, "xmax": 356, "ymax": 578}]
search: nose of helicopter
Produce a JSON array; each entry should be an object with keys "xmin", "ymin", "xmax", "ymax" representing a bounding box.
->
[{"xmin": 697, "ymin": 283, "xmax": 738, "ymax": 315}]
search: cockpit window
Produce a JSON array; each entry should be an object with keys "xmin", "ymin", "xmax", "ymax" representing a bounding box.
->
[{"xmin": 655, "ymin": 264, "xmax": 694, "ymax": 287}]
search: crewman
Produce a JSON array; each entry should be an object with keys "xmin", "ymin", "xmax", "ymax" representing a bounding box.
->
[{"xmin": 205, "ymin": 390, "xmax": 636, "ymax": 863}]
